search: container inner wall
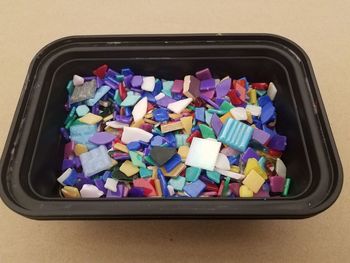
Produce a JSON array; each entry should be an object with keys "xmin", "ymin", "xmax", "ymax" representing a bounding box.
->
[{"xmin": 26, "ymin": 47, "xmax": 311, "ymax": 198}]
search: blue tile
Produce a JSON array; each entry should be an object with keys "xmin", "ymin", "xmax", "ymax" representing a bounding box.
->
[{"xmin": 183, "ymin": 180, "xmax": 206, "ymax": 197}]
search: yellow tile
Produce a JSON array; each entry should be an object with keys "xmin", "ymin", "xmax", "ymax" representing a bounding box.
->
[
  {"xmin": 246, "ymin": 111, "xmax": 253, "ymax": 124},
  {"xmin": 110, "ymin": 158, "xmax": 118, "ymax": 168},
  {"xmin": 230, "ymin": 165, "xmax": 240, "ymax": 173},
  {"xmin": 61, "ymin": 186, "xmax": 80, "ymax": 198},
  {"xmin": 113, "ymin": 143, "xmax": 129, "ymax": 153},
  {"xmin": 180, "ymin": 116, "xmax": 193, "ymax": 134},
  {"xmin": 154, "ymin": 179, "xmax": 162, "ymax": 197},
  {"xmin": 74, "ymin": 144, "xmax": 88, "ymax": 156},
  {"xmin": 131, "ymin": 119, "xmax": 144, "ymax": 128},
  {"xmin": 220, "ymin": 112, "xmax": 232, "ymax": 124},
  {"xmin": 239, "ymin": 185, "xmax": 254, "ymax": 197},
  {"xmin": 161, "ymin": 163, "xmax": 186, "ymax": 177},
  {"xmin": 104, "ymin": 126, "xmax": 120, "ymax": 135},
  {"xmin": 242, "ymin": 170, "xmax": 265, "ymax": 193},
  {"xmin": 178, "ymin": 145, "xmax": 190, "ymax": 161},
  {"xmin": 244, "ymin": 158, "xmax": 267, "ymax": 179},
  {"xmin": 144, "ymin": 118, "xmax": 158, "ymax": 125},
  {"xmin": 249, "ymin": 89, "xmax": 257, "ymax": 104},
  {"xmin": 161, "ymin": 121, "xmax": 183, "ymax": 133},
  {"xmin": 119, "ymin": 160, "xmax": 139, "ymax": 177},
  {"xmin": 103, "ymin": 114, "xmax": 114, "ymax": 122},
  {"xmin": 169, "ymin": 113, "xmax": 182, "ymax": 120},
  {"xmin": 78, "ymin": 113, "xmax": 103, "ymax": 125},
  {"xmin": 144, "ymin": 113, "xmax": 153, "ymax": 119}
]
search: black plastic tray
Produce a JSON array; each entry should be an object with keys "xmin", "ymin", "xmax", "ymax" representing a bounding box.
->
[{"xmin": 0, "ymin": 34, "xmax": 343, "ymax": 219}]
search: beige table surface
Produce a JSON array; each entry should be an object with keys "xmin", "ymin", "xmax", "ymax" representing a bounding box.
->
[{"xmin": 0, "ymin": 1, "xmax": 349, "ymax": 262}]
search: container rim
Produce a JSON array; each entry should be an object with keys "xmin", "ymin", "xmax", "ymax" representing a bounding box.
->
[{"xmin": 0, "ymin": 33, "xmax": 343, "ymax": 219}]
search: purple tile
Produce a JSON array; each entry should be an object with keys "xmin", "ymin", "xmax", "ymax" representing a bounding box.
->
[
  {"xmin": 131, "ymin": 75, "xmax": 143, "ymax": 88},
  {"xmin": 254, "ymin": 189, "xmax": 270, "ymax": 198},
  {"xmin": 105, "ymin": 69, "xmax": 118, "ymax": 78},
  {"xmin": 263, "ymin": 125, "xmax": 276, "ymax": 137},
  {"xmin": 104, "ymin": 79, "xmax": 119, "ymax": 90},
  {"xmin": 210, "ymin": 113, "xmax": 223, "ymax": 137},
  {"xmin": 89, "ymin": 132, "xmax": 116, "ymax": 145},
  {"xmin": 128, "ymin": 187, "xmax": 145, "ymax": 197},
  {"xmin": 171, "ymin": 80, "xmax": 183, "ymax": 94},
  {"xmin": 124, "ymin": 74, "xmax": 133, "ymax": 88},
  {"xmin": 84, "ymin": 76, "xmax": 96, "ymax": 81},
  {"xmin": 270, "ymin": 176, "xmax": 285, "ymax": 193},
  {"xmin": 241, "ymin": 147, "xmax": 260, "ymax": 164},
  {"xmin": 200, "ymin": 78, "xmax": 216, "ymax": 91},
  {"xmin": 143, "ymin": 146, "xmax": 151, "ymax": 156},
  {"xmin": 195, "ymin": 68, "xmax": 212, "ymax": 80},
  {"xmin": 73, "ymin": 156, "xmax": 81, "ymax": 168},
  {"xmin": 114, "ymin": 114, "xmax": 132, "ymax": 124},
  {"xmin": 220, "ymin": 146, "xmax": 240, "ymax": 156},
  {"xmin": 106, "ymin": 184, "xmax": 124, "ymax": 198},
  {"xmin": 195, "ymin": 107, "xmax": 205, "ymax": 122},
  {"xmin": 92, "ymin": 104, "xmax": 99, "ymax": 114},
  {"xmin": 216, "ymin": 77, "xmax": 231, "ymax": 98},
  {"xmin": 252, "ymin": 128, "xmax": 271, "ymax": 145},
  {"xmin": 96, "ymin": 76, "xmax": 104, "ymax": 88},
  {"xmin": 111, "ymin": 152, "xmax": 130, "ymax": 160},
  {"xmin": 268, "ymin": 134, "xmax": 287, "ymax": 151},
  {"xmin": 200, "ymin": 95, "xmax": 219, "ymax": 109},
  {"xmin": 215, "ymin": 97, "xmax": 226, "ymax": 106},
  {"xmin": 156, "ymin": 96, "xmax": 176, "ymax": 107},
  {"xmin": 188, "ymin": 75, "xmax": 201, "ymax": 98},
  {"xmin": 201, "ymin": 89, "xmax": 215, "ymax": 99},
  {"xmin": 94, "ymin": 178, "xmax": 107, "ymax": 195},
  {"xmin": 62, "ymin": 159, "xmax": 74, "ymax": 171},
  {"xmin": 75, "ymin": 173, "xmax": 94, "ymax": 190}
]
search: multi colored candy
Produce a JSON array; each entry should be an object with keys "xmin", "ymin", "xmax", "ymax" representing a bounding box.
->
[{"xmin": 58, "ymin": 65, "xmax": 290, "ymax": 198}]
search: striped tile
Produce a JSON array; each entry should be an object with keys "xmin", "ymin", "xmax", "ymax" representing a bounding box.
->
[{"xmin": 218, "ymin": 118, "xmax": 253, "ymax": 152}]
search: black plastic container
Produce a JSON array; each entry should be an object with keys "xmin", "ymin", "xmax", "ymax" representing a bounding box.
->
[{"xmin": 0, "ymin": 34, "xmax": 342, "ymax": 219}]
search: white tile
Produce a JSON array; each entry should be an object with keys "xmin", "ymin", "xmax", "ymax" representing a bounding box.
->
[
  {"xmin": 276, "ymin": 158, "xmax": 287, "ymax": 178},
  {"xmin": 167, "ymin": 98, "xmax": 193, "ymax": 114},
  {"xmin": 185, "ymin": 137, "xmax": 221, "ymax": 171},
  {"xmin": 230, "ymin": 107, "xmax": 247, "ymax": 120},
  {"xmin": 141, "ymin": 76, "xmax": 155, "ymax": 92},
  {"xmin": 132, "ymin": 97, "xmax": 148, "ymax": 122},
  {"xmin": 267, "ymin": 82, "xmax": 277, "ymax": 101}
]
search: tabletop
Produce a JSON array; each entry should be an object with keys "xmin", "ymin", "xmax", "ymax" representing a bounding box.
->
[{"xmin": 0, "ymin": 1, "xmax": 349, "ymax": 262}]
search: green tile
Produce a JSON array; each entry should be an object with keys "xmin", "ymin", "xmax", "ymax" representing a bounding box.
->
[
  {"xmin": 186, "ymin": 167, "xmax": 201, "ymax": 182},
  {"xmin": 169, "ymin": 176, "xmax": 186, "ymax": 191},
  {"xmin": 129, "ymin": 151, "xmax": 146, "ymax": 168},
  {"xmin": 199, "ymin": 124, "xmax": 216, "ymax": 139},
  {"xmin": 206, "ymin": 170, "xmax": 221, "ymax": 183}
]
